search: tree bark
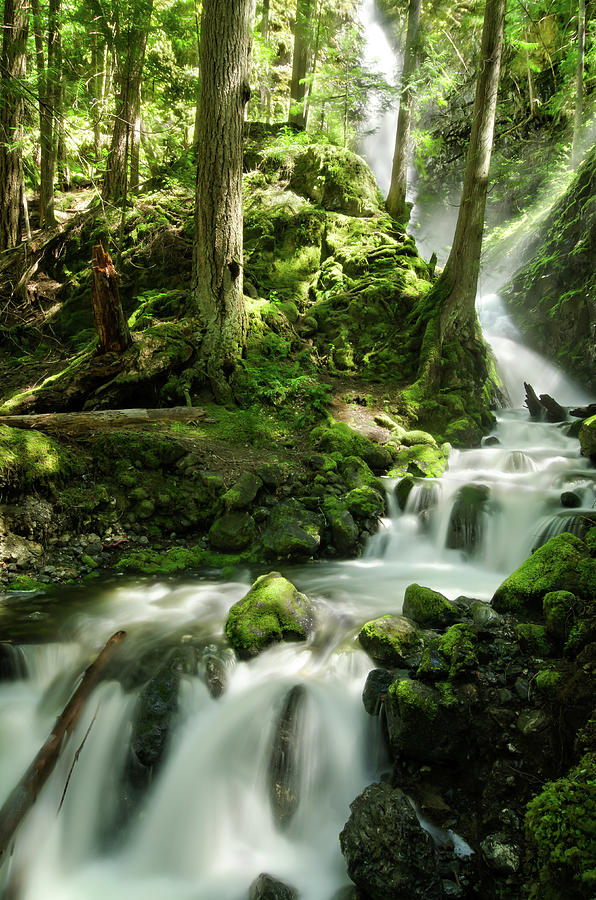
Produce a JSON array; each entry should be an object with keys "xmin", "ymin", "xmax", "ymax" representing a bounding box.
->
[
  {"xmin": 91, "ymin": 244, "xmax": 132, "ymax": 352},
  {"xmin": 191, "ymin": 0, "xmax": 253, "ymax": 401},
  {"xmin": 386, "ymin": 0, "xmax": 421, "ymax": 223},
  {"xmin": 0, "ymin": 407, "xmax": 206, "ymax": 432},
  {"xmin": 0, "ymin": 0, "xmax": 29, "ymax": 251},
  {"xmin": 288, "ymin": 0, "xmax": 314, "ymax": 128},
  {"xmin": 0, "ymin": 631, "xmax": 126, "ymax": 862},
  {"xmin": 572, "ymin": 0, "xmax": 585, "ymax": 166}
]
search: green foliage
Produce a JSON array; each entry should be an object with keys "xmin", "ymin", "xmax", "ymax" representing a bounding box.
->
[{"xmin": 0, "ymin": 426, "xmax": 80, "ymax": 491}]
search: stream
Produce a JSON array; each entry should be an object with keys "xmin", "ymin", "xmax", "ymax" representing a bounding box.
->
[{"xmin": 1, "ymin": 5, "xmax": 596, "ymax": 899}]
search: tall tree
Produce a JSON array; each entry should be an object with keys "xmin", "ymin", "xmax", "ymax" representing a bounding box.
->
[
  {"xmin": 572, "ymin": 0, "xmax": 586, "ymax": 166},
  {"xmin": 416, "ymin": 0, "xmax": 507, "ymax": 388},
  {"xmin": 288, "ymin": 0, "xmax": 314, "ymax": 128},
  {"xmin": 31, "ymin": 0, "xmax": 61, "ymax": 227},
  {"xmin": 191, "ymin": 0, "xmax": 253, "ymax": 401},
  {"xmin": 0, "ymin": 0, "xmax": 29, "ymax": 251},
  {"xmin": 386, "ymin": 0, "xmax": 421, "ymax": 223},
  {"xmin": 102, "ymin": 0, "xmax": 154, "ymax": 202}
]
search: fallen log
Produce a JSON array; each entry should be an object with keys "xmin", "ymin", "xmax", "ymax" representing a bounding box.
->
[
  {"xmin": 0, "ymin": 407, "xmax": 206, "ymax": 433},
  {"xmin": 570, "ymin": 402, "xmax": 596, "ymax": 419},
  {"xmin": 0, "ymin": 630, "xmax": 126, "ymax": 861},
  {"xmin": 539, "ymin": 393, "xmax": 567, "ymax": 422}
]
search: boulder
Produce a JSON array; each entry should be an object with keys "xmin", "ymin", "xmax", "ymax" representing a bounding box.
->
[
  {"xmin": 225, "ymin": 572, "xmax": 314, "ymax": 658},
  {"xmin": 403, "ymin": 583, "xmax": 458, "ymax": 628},
  {"xmin": 579, "ymin": 414, "xmax": 596, "ymax": 459},
  {"xmin": 395, "ymin": 474, "xmax": 415, "ymax": 510},
  {"xmin": 248, "ymin": 873, "xmax": 298, "ymax": 900},
  {"xmin": 358, "ymin": 615, "xmax": 420, "ymax": 666},
  {"xmin": 446, "ymin": 484, "xmax": 490, "ymax": 553},
  {"xmin": 268, "ymin": 685, "xmax": 305, "ymax": 828},
  {"xmin": 492, "ymin": 532, "xmax": 594, "ymax": 615},
  {"xmin": 362, "ymin": 668, "xmax": 395, "ymax": 716},
  {"xmin": 401, "ymin": 429, "xmax": 438, "ymax": 447},
  {"xmin": 437, "ymin": 624, "xmax": 478, "ymax": 678},
  {"xmin": 129, "ymin": 654, "xmax": 181, "ymax": 775},
  {"xmin": 339, "ymin": 782, "xmax": 442, "ymax": 900},
  {"xmin": 543, "ymin": 590, "xmax": 576, "ymax": 643},
  {"xmin": 391, "ymin": 444, "xmax": 448, "ymax": 478},
  {"xmin": 289, "ymin": 144, "xmax": 380, "ymax": 217},
  {"xmin": 208, "ymin": 511, "xmax": 256, "ymax": 552},
  {"xmin": 260, "ymin": 500, "xmax": 322, "ymax": 560},
  {"xmin": 385, "ymin": 678, "xmax": 470, "ymax": 763},
  {"xmin": 323, "ymin": 499, "xmax": 359, "ymax": 554},
  {"xmin": 222, "ymin": 472, "xmax": 262, "ymax": 510},
  {"xmin": 345, "ymin": 486, "xmax": 385, "ymax": 520}
]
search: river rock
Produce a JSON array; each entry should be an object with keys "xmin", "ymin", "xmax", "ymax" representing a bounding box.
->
[
  {"xmin": 446, "ymin": 484, "xmax": 490, "ymax": 553},
  {"xmin": 339, "ymin": 782, "xmax": 442, "ymax": 900},
  {"xmin": 260, "ymin": 500, "xmax": 321, "ymax": 560},
  {"xmin": 223, "ymin": 472, "xmax": 263, "ymax": 510},
  {"xmin": 470, "ymin": 600, "xmax": 502, "ymax": 630},
  {"xmin": 579, "ymin": 415, "xmax": 596, "ymax": 459},
  {"xmin": 208, "ymin": 511, "xmax": 256, "ymax": 551},
  {"xmin": 129, "ymin": 653, "xmax": 181, "ymax": 775},
  {"xmin": 480, "ymin": 833, "xmax": 521, "ymax": 874},
  {"xmin": 395, "ymin": 474, "xmax": 415, "ymax": 510},
  {"xmin": 248, "ymin": 873, "xmax": 298, "ymax": 900},
  {"xmin": 344, "ymin": 486, "xmax": 385, "ymax": 520},
  {"xmin": 385, "ymin": 678, "xmax": 470, "ymax": 763},
  {"xmin": 225, "ymin": 572, "xmax": 314, "ymax": 658},
  {"xmin": 492, "ymin": 532, "xmax": 595, "ymax": 614},
  {"xmin": 362, "ymin": 668, "xmax": 395, "ymax": 715},
  {"xmin": 268, "ymin": 685, "xmax": 305, "ymax": 828},
  {"xmin": 358, "ymin": 615, "xmax": 420, "ymax": 666},
  {"xmin": 543, "ymin": 590, "xmax": 576, "ymax": 643},
  {"xmin": 403, "ymin": 583, "xmax": 458, "ymax": 628}
]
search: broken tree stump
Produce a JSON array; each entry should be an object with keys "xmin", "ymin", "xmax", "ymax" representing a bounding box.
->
[
  {"xmin": 0, "ymin": 630, "xmax": 127, "ymax": 860},
  {"xmin": 524, "ymin": 383, "xmax": 542, "ymax": 418},
  {"xmin": 91, "ymin": 244, "xmax": 132, "ymax": 353},
  {"xmin": 539, "ymin": 393, "xmax": 567, "ymax": 422}
]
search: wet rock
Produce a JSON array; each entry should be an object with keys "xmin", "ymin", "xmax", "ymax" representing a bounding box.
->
[
  {"xmin": 561, "ymin": 490, "xmax": 581, "ymax": 508},
  {"xmin": 470, "ymin": 600, "xmax": 502, "ymax": 630},
  {"xmin": 129, "ymin": 653, "xmax": 181, "ymax": 778},
  {"xmin": 261, "ymin": 500, "xmax": 321, "ymax": 560},
  {"xmin": 446, "ymin": 484, "xmax": 490, "ymax": 553},
  {"xmin": 358, "ymin": 615, "xmax": 420, "ymax": 667},
  {"xmin": 323, "ymin": 500, "xmax": 359, "ymax": 554},
  {"xmin": 579, "ymin": 415, "xmax": 596, "ymax": 459},
  {"xmin": 223, "ymin": 472, "xmax": 263, "ymax": 510},
  {"xmin": 543, "ymin": 590, "xmax": 576, "ymax": 643},
  {"xmin": 344, "ymin": 486, "xmax": 385, "ymax": 520},
  {"xmin": 385, "ymin": 678, "xmax": 470, "ymax": 763},
  {"xmin": 268, "ymin": 684, "xmax": 306, "ymax": 828},
  {"xmin": 362, "ymin": 668, "xmax": 395, "ymax": 716},
  {"xmin": 391, "ymin": 444, "xmax": 448, "ymax": 478},
  {"xmin": 480, "ymin": 833, "xmax": 520, "ymax": 874},
  {"xmin": 208, "ymin": 511, "xmax": 256, "ymax": 552},
  {"xmin": 402, "ymin": 583, "xmax": 458, "ymax": 628},
  {"xmin": 340, "ymin": 782, "xmax": 442, "ymax": 899},
  {"xmin": 438, "ymin": 624, "xmax": 478, "ymax": 678},
  {"xmin": 0, "ymin": 642, "xmax": 27, "ymax": 680},
  {"xmin": 248, "ymin": 873, "xmax": 298, "ymax": 900},
  {"xmin": 225, "ymin": 572, "xmax": 314, "ymax": 658},
  {"xmin": 394, "ymin": 474, "xmax": 415, "ymax": 510},
  {"xmin": 517, "ymin": 708, "xmax": 549, "ymax": 736}
]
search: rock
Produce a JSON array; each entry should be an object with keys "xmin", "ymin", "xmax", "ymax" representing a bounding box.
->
[
  {"xmin": 517, "ymin": 708, "xmax": 549, "ymax": 736},
  {"xmin": 373, "ymin": 413, "xmax": 399, "ymax": 430},
  {"xmin": 324, "ymin": 501, "xmax": 359, "ymax": 554},
  {"xmin": 492, "ymin": 532, "xmax": 595, "ymax": 615},
  {"xmin": 385, "ymin": 678, "xmax": 470, "ymax": 763},
  {"xmin": 403, "ymin": 583, "xmax": 458, "ymax": 628},
  {"xmin": 224, "ymin": 572, "xmax": 314, "ymax": 658},
  {"xmin": 438, "ymin": 624, "xmax": 478, "ymax": 678},
  {"xmin": 391, "ymin": 444, "xmax": 448, "ymax": 478},
  {"xmin": 0, "ymin": 532, "xmax": 43, "ymax": 567},
  {"xmin": 445, "ymin": 484, "xmax": 490, "ymax": 553},
  {"xmin": 0, "ymin": 642, "xmax": 27, "ymax": 680},
  {"xmin": 260, "ymin": 500, "xmax": 321, "ymax": 560},
  {"xmin": 480, "ymin": 834, "xmax": 520, "ymax": 874},
  {"xmin": 561, "ymin": 490, "xmax": 581, "ymax": 508},
  {"xmin": 345, "ymin": 486, "xmax": 385, "ymax": 520},
  {"xmin": 401, "ymin": 429, "xmax": 438, "ymax": 447},
  {"xmin": 358, "ymin": 616, "xmax": 420, "ymax": 666},
  {"xmin": 395, "ymin": 474, "xmax": 415, "ymax": 510},
  {"xmin": 580, "ymin": 414, "xmax": 596, "ymax": 459},
  {"xmin": 289, "ymin": 144, "xmax": 380, "ymax": 217},
  {"xmin": 362, "ymin": 668, "xmax": 395, "ymax": 715},
  {"xmin": 543, "ymin": 590, "xmax": 576, "ymax": 643},
  {"xmin": 129, "ymin": 654, "xmax": 181, "ymax": 778},
  {"xmin": 248, "ymin": 873, "xmax": 298, "ymax": 900},
  {"xmin": 208, "ymin": 512, "xmax": 256, "ymax": 552},
  {"xmin": 268, "ymin": 685, "xmax": 305, "ymax": 828},
  {"xmin": 470, "ymin": 600, "xmax": 502, "ymax": 630},
  {"xmin": 223, "ymin": 472, "xmax": 263, "ymax": 510},
  {"xmin": 254, "ymin": 463, "xmax": 286, "ymax": 487},
  {"xmin": 515, "ymin": 623, "xmax": 552, "ymax": 656},
  {"xmin": 339, "ymin": 782, "xmax": 442, "ymax": 900}
]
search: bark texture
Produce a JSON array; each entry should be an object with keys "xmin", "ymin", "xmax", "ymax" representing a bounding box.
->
[
  {"xmin": 0, "ymin": 0, "xmax": 29, "ymax": 251},
  {"xmin": 91, "ymin": 244, "xmax": 132, "ymax": 352},
  {"xmin": 288, "ymin": 0, "xmax": 314, "ymax": 128},
  {"xmin": 191, "ymin": 0, "xmax": 253, "ymax": 399},
  {"xmin": 386, "ymin": 0, "xmax": 421, "ymax": 223}
]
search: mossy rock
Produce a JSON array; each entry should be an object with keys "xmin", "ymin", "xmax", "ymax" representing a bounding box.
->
[
  {"xmin": 224, "ymin": 572, "xmax": 315, "ymax": 658},
  {"xmin": 117, "ymin": 546, "xmax": 250, "ymax": 575},
  {"xmin": 289, "ymin": 144, "xmax": 380, "ymax": 217},
  {"xmin": 385, "ymin": 678, "xmax": 470, "ymax": 763},
  {"xmin": 0, "ymin": 426, "xmax": 80, "ymax": 490},
  {"xmin": 402, "ymin": 583, "xmax": 458, "ymax": 629},
  {"xmin": 437, "ymin": 624, "xmax": 478, "ymax": 678},
  {"xmin": 390, "ymin": 444, "xmax": 448, "ymax": 479},
  {"xmin": 358, "ymin": 615, "xmax": 421, "ymax": 666},
  {"xmin": 525, "ymin": 751, "xmax": 596, "ymax": 900},
  {"xmin": 340, "ymin": 455, "xmax": 385, "ymax": 492},
  {"xmin": 395, "ymin": 474, "xmax": 415, "ymax": 510},
  {"xmin": 345, "ymin": 486, "xmax": 385, "ymax": 519},
  {"xmin": 312, "ymin": 423, "xmax": 390, "ymax": 474},
  {"xmin": 492, "ymin": 533, "xmax": 595, "ymax": 615},
  {"xmin": 401, "ymin": 430, "xmax": 437, "ymax": 448},
  {"xmin": 515, "ymin": 623, "xmax": 553, "ymax": 657},
  {"xmin": 260, "ymin": 499, "xmax": 322, "ymax": 560},
  {"xmin": 223, "ymin": 472, "xmax": 263, "ymax": 510},
  {"xmin": 543, "ymin": 591, "xmax": 577, "ymax": 643},
  {"xmin": 323, "ymin": 497, "xmax": 359, "ymax": 554},
  {"xmin": 209, "ymin": 512, "xmax": 257, "ymax": 552},
  {"xmin": 579, "ymin": 415, "xmax": 596, "ymax": 459}
]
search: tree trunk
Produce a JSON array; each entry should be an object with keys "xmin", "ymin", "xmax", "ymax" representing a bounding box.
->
[
  {"xmin": 572, "ymin": 0, "xmax": 585, "ymax": 166},
  {"xmin": 91, "ymin": 244, "xmax": 132, "ymax": 353},
  {"xmin": 288, "ymin": 0, "xmax": 314, "ymax": 128},
  {"xmin": 0, "ymin": 631, "xmax": 126, "ymax": 862},
  {"xmin": 0, "ymin": 0, "xmax": 29, "ymax": 252},
  {"xmin": 103, "ymin": 1, "xmax": 153, "ymax": 202},
  {"xmin": 302, "ymin": 0, "xmax": 321, "ymax": 130},
  {"xmin": 191, "ymin": 0, "xmax": 253, "ymax": 401},
  {"xmin": 0, "ymin": 407, "xmax": 206, "ymax": 432},
  {"xmin": 386, "ymin": 0, "xmax": 421, "ymax": 223},
  {"xmin": 258, "ymin": 0, "xmax": 271, "ymax": 121}
]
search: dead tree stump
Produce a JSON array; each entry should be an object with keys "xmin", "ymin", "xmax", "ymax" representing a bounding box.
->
[{"xmin": 91, "ymin": 244, "xmax": 132, "ymax": 353}]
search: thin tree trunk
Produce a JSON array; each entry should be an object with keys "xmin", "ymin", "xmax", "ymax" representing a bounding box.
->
[
  {"xmin": 288, "ymin": 0, "xmax": 314, "ymax": 128},
  {"xmin": 525, "ymin": 27, "xmax": 536, "ymax": 118},
  {"xmin": 386, "ymin": 0, "xmax": 421, "ymax": 223},
  {"xmin": 91, "ymin": 244, "xmax": 132, "ymax": 352},
  {"xmin": 0, "ymin": 0, "xmax": 29, "ymax": 251},
  {"xmin": 91, "ymin": 31, "xmax": 102, "ymax": 161},
  {"xmin": 572, "ymin": 0, "xmax": 586, "ymax": 166},
  {"xmin": 258, "ymin": 0, "xmax": 271, "ymax": 120},
  {"xmin": 191, "ymin": 0, "xmax": 253, "ymax": 401},
  {"xmin": 0, "ymin": 631, "xmax": 126, "ymax": 862},
  {"xmin": 129, "ymin": 82, "xmax": 142, "ymax": 191},
  {"xmin": 303, "ymin": 0, "xmax": 321, "ymax": 130}
]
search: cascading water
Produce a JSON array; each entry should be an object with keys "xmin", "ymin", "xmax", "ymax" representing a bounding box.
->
[{"xmin": 1, "ymin": 6, "xmax": 595, "ymax": 899}]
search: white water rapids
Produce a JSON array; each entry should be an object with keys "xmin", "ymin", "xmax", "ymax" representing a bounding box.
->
[{"xmin": 1, "ymin": 5, "xmax": 596, "ymax": 898}]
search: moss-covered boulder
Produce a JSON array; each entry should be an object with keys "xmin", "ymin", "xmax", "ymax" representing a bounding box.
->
[
  {"xmin": 401, "ymin": 429, "xmax": 437, "ymax": 448},
  {"xmin": 225, "ymin": 572, "xmax": 314, "ymax": 658},
  {"xmin": 223, "ymin": 473, "xmax": 262, "ymax": 510},
  {"xmin": 402, "ymin": 583, "xmax": 458, "ymax": 628},
  {"xmin": 358, "ymin": 615, "xmax": 420, "ymax": 666},
  {"xmin": 580, "ymin": 415, "xmax": 596, "ymax": 460},
  {"xmin": 492, "ymin": 533, "xmax": 595, "ymax": 615},
  {"xmin": 260, "ymin": 500, "xmax": 322, "ymax": 560},
  {"xmin": 312, "ymin": 423, "xmax": 391, "ymax": 474},
  {"xmin": 208, "ymin": 512, "xmax": 257, "ymax": 552},
  {"xmin": 385, "ymin": 678, "xmax": 470, "ymax": 763},
  {"xmin": 340, "ymin": 455, "xmax": 385, "ymax": 492},
  {"xmin": 543, "ymin": 590, "xmax": 577, "ymax": 643},
  {"xmin": 438, "ymin": 624, "xmax": 478, "ymax": 678},
  {"xmin": 289, "ymin": 144, "xmax": 380, "ymax": 217},
  {"xmin": 322, "ymin": 498, "xmax": 359, "ymax": 554},
  {"xmin": 345, "ymin": 486, "xmax": 385, "ymax": 519},
  {"xmin": 389, "ymin": 443, "xmax": 448, "ymax": 478},
  {"xmin": 515, "ymin": 623, "xmax": 553, "ymax": 657}
]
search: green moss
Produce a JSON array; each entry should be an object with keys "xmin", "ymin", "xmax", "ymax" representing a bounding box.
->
[
  {"xmin": 534, "ymin": 667, "xmax": 562, "ymax": 696},
  {"xmin": 403, "ymin": 583, "xmax": 458, "ymax": 628},
  {"xmin": 358, "ymin": 614, "xmax": 420, "ymax": 666},
  {"xmin": 344, "ymin": 486, "xmax": 385, "ymax": 519},
  {"xmin": 117, "ymin": 546, "xmax": 251, "ymax": 575},
  {"xmin": 390, "ymin": 443, "xmax": 448, "ymax": 478},
  {"xmin": 6, "ymin": 575, "xmax": 51, "ymax": 593},
  {"xmin": 438, "ymin": 624, "xmax": 478, "ymax": 678},
  {"xmin": 515, "ymin": 623, "xmax": 553, "ymax": 657},
  {"xmin": 81, "ymin": 554, "xmax": 98, "ymax": 569},
  {"xmin": 525, "ymin": 752, "xmax": 596, "ymax": 899},
  {"xmin": 0, "ymin": 426, "xmax": 80, "ymax": 489},
  {"xmin": 543, "ymin": 591, "xmax": 577, "ymax": 643},
  {"xmin": 389, "ymin": 678, "xmax": 439, "ymax": 719}
]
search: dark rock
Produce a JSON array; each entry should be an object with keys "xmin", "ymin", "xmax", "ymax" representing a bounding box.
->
[
  {"xmin": 394, "ymin": 474, "xmax": 415, "ymax": 511},
  {"xmin": 362, "ymin": 668, "xmax": 395, "ymax": 716},
  {"xmin": 208, "ymin": 511, "xmax": 256, "ymax": 552},
  {"xmin": 385, "ymin": 678, "xmax": 470, "ymax": 763},
  {"xmin": 446, "ymin": 484, "xmax": 490, "ymax": 553},
  {"xmin": 223, "ymin": 473, "xmax": 263, "ymax": 510},
  {"xmin": 0, "ymin": 642, "xmax": 27, "ymax": 680},
  {"xmin": 339, "ymin": 782, "xmax": 442, "ymax": 900},
  {"xmin": 129, "ymin": 653, "xmax": 181, "ymax": 778},
  {"xmin": 268, "ymin": 684, "xmax": 306, "ymax": 828},
  {"xmin": 561, "ymin": 491, "xmax": 581, "ymax": 508},
  {"xmin": 480, "ymin": 833, "xmax": 520, "ymax": 874},
  {"xmin": 248, "ymin": 873, "xmax": 298, "ymax": 900},
  {"xmin": 261, "ymin": 500, "xmax": 322, "ymax": 560}
]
